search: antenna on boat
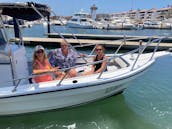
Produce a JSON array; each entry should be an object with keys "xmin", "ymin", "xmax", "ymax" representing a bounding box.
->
[{"xmin": 131, "ymin": 0, "xmax": 135, "ymax": 10}]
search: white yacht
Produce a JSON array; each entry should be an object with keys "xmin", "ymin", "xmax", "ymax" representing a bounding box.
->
[
  {"xmin": 66, "ymin": 9, "xmax": 94, "ymax": 29},
  {"xmin": 50, "ymin": 17, "xmax": 67, "ymax": 26},
  {"xmin": 106, "ymin": 17, "xmax": 136, "ymax": 30},
  {"xmin": 143, "ymin": 20, "xmax": 171, "ymax": 29}
]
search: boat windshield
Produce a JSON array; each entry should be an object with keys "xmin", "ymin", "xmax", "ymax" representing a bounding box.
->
[
  {"xmin": 71, "ymin": 19, "xmax": 78, "ymax": 22},
  {"xmin": 80, "ymin": 19, "xmax": 87, "ymax": 22},
  {"xmin": 74, "ymin": 14, "xmax": 87, "ymax": 17}
]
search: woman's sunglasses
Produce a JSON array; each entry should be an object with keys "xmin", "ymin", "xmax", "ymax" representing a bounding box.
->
[
  {"xmin": 36, "ymin": 50, "xmax": 44, "ymax": 54},
  {"xmin": 96, "ymin": 49, "xmax": 102, "ymax": 51}
]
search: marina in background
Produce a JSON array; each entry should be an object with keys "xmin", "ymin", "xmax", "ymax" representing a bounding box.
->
[
  {"xmin": 1, "ymin": 4, "xmax": 171, "ymax": 51},
  {"xmin": 1, "ymin": 4, "xmax": 172, "ymax": 30}
]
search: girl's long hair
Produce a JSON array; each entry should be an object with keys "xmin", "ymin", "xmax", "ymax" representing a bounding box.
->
[{"xmin": 33, "ymin": 50, "xmax": 48, "ymax": 66}]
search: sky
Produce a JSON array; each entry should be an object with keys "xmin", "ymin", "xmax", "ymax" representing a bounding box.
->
[{"xmin": 0, "ymin": 0, "xmax": 172, "ymax": 16}]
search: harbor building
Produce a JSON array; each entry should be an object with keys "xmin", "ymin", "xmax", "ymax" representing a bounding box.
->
[
  {"xmin": 90, "ymin": 4, "xmax": 98, "ymax": 21},
  {"xmin": 111, "ymin": 5, "xmax": 172, "ymax": 22}
]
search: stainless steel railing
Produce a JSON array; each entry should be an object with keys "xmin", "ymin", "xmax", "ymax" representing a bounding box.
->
[
  {"xmin": 0, "ymin": 35, "xmax": 166, "ymax": 91},
  {"xmin": 0, "ymin": 30, "xmax": 168, "ymax": 91}
]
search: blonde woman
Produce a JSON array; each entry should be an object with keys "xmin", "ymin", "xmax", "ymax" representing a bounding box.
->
[{"xmin": 32, "ymin": 45, "xmax": 63, "ymax": 83}]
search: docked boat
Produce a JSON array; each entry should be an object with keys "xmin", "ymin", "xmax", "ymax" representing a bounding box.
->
[
  {"xmin": 50, "ymin": 18, "xmax": 67, "ymax": 26},
  {"xmin": 143, "ymin": 20, "xmax": 171, "ymax": 29},
  {"xmin": 42, "ymin": 18, "xmax": 67, "ymax": 27},
  {"xmin": 0, "ymin": 2, "xmax": 170, "ymax": 116},
  {"xmin": 66, "ymin": 9, "xmax": 95, "ymax": 29},
  {"xmin": 2, "ymin": 16, "xmax": 32, "ymax": 28},
  {"xmin": 108, "ymin": 16, "xmax": 136, "ymax": 30}
]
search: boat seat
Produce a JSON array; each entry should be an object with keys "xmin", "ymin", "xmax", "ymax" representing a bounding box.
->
[
  {"xmin": 0, "ymin": 51, "xmax": 10, "ymax": 64},
  {"xmin": 108, "ymin": 57, "xmax": 128, "ymax": 68}
]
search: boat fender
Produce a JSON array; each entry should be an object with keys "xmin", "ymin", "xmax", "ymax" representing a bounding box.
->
[{"xmin": 73, "ymin": 80, "xmax": 78, "ymax": 83}]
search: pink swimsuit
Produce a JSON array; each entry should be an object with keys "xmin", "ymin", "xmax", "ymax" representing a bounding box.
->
[{"xmin": 34, "ymin": 60, "xmax": 53, "ymax": 83}]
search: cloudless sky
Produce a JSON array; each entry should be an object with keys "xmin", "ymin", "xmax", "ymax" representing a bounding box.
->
[{"xmin": 0, "ymin": 0, "xmax": 172, "ymax": 16}]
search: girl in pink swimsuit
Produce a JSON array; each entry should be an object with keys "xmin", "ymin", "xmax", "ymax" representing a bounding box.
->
[{"xmin": 32, "ymin": 45, "xmax": 63, "ymax": 83}]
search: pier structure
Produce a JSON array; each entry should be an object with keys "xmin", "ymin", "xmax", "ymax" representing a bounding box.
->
[
  {"xmin": 10, "ymin": 33, "xmax": 172, "ymax": 50},
  {"xmin": 47, "ymin": 33, "xmax": 172, "ymax": 42}
]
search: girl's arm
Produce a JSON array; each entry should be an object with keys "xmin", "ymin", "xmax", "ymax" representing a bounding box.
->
[
  {"xmin": 95, "ymin": 56, "xmax": 107, "ymax": 73},
  {"xmin": 32, "ymin": 60, "xmax": 55, "ymax": 74}
]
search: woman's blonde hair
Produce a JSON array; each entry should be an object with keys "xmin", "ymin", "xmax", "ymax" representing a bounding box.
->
[{"xmin": 33, "ymin": 45, "xmax": 48, "ymax": 65}]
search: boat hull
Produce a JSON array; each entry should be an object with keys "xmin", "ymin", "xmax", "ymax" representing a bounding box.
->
[
  {"xmin": 66, "ymin": 22, "xmax": 94, "ymax": 29},
  {"xmin": 0, "ymin": 64, "xmax": 148, "ymax": 115}
]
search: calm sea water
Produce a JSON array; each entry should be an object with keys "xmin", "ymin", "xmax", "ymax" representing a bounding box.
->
[
  {"xmin": 1, "ymin": 25, "xmax": 172, "ymax": 129},
  {"xmin": 20, "ymin": 24, "xmax": 172, "ymax": 37}
]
